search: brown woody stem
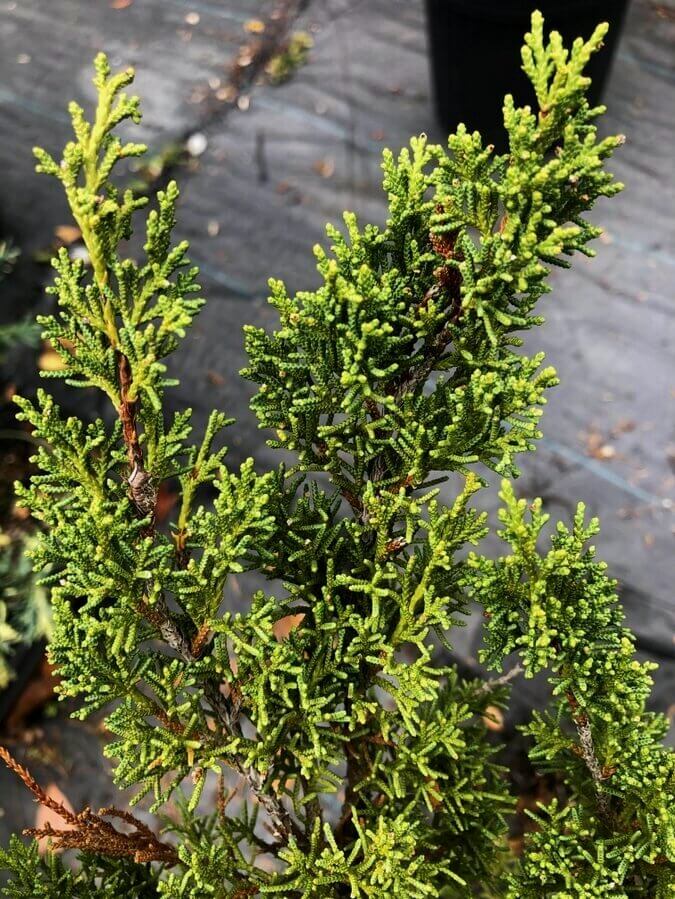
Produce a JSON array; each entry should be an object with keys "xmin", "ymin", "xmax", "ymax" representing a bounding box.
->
[
  {"xmin": 118, "ymin": 353, "xmax": 156, "ymax": 524},
  {"xmin": 113, "ymin": 277, "xmax": 297, "ymax": 849},
  {"xmin": 565, "ymin": 690, "xmax": 611, "ymax": 821}
]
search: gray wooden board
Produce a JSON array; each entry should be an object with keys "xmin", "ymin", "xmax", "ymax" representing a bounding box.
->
[
  {"xmin": 0, "ymin": 0, "xmax": 673, "ymax": 838},
  {"xmin": 0, "ymin": 0, "xmax": 285, "ymax": 252}
]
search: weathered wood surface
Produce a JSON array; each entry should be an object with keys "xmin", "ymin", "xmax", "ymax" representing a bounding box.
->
[{"xmin": 0, "ymin": 0, "xmax": 673, "ymax": 837}]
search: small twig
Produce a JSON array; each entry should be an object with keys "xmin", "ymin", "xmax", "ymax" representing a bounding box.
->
[
  {"xmin": 113, "ymin": 267, "xmax": 298, "ymax": 848},
  {"xmin": 203, "ymin": 678, "xmax": 298, "ymax": 842},
  {"xmin": 0, "ymin": 746, "xmax": 178, "ymax": 866},
  {"xmin": 367, "ymin": 226, "xmax": 463, "ymax": 488},
  {"xmin": 565, "ymin": 691, "xmax": 611, "ymax": 820},
  {"xmin": 133, "ymin": 595, "xmax": 299, "ymax": 845},
  {"xmin": 477, "ymin": 662, "xmax": 524, "ymax": 696},
  {"xmin": 190, "ymin": 622, "xmax": 212, "ymax": 659},
  {"xmin": 0, "ymin": 745, "xmax": 79, "ymax": 826},
  {"xmin": 118, "ymin": 353, "xmax": 156, "ymax": 525}
]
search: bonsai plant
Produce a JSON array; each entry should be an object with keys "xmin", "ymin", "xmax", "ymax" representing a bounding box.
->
[{"xmin": 1, "ymin": 12, "xmax": 673, "ymax": 897}]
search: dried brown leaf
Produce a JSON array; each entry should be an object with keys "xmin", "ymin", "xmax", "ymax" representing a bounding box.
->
[
  {"xmin": 273, "ymin": 614, "xmax": 305, "ymax": 642},
  {"xmin": 54, "ymin": 225, "xmax": 82, "ymax": 245},
  {"xmin": 482, "ymin": 704, "xmax": 504, "ymax": 732}
]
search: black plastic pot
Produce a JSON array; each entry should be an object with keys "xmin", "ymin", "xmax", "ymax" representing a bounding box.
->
[{"xmin": 425, "ymin": 0, "xmax": 630, "ymax": 150}]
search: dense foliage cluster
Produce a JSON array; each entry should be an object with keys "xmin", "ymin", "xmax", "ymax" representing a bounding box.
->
[
  {"xmin": 0, "ymin": 240, "xmax": 48, "ymax": 688},
  {"xmin": 469, "ymin": 484, "xmax": 675, "ymax": 896},
  {"xmin": 0, "ymin": 529, "xmax": 50, "ymax": 690},
  {"xmin": 1, "ymin": 13, "xmax": 672, "ymax": 897}
]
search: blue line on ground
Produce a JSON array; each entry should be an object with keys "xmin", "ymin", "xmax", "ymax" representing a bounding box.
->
[
  {"xmin": 0, "ymin": 87, "xmax": 70, "ymax": 124},
  {"xmin": 192, "ymin": 256, "xmax": 257, "ymax": 298},
  {"xmin": 542, "ymin": 437, "xmax": 667, "ymax": 507}
]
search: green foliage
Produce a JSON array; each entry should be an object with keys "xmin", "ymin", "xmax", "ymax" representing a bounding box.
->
[
  {"xmin": 467, "ymin": 482, "xmax": 675, "ymax": 896},
  {"xmin": 265, "ymin": 31, "xmax": 314, "ymax": 85},
  {"xmin": 0, "ymin": 240, "xmax": 40, "ymax": 358},
  {"xmin": 1, "ymin": 12, "xmax": 672, "ymax": 899},
  {"xmin": 0, "ymin": 240, "xmax": 19, "ymax": 287},
  {"xmin": 0, "ymin": 239, "xmax": 47, "ymax": 685},
  {"xmin": 0, "ymin": 530, "xmax": 51, "ymax": 688},
  {"xmin": 0, "ymin": 837, "xmax": 161, "ymax": 897}
]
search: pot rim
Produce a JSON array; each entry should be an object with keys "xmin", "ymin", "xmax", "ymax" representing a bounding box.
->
[{"xmin": 425, "ymin": 0, "xmax": 629, "ymax": 26}]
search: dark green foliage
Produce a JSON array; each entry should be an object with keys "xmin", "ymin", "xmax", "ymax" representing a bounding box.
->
[
  {"xmin": 0, "ymin": 12, "xmax": 672, "ymax": 898},
  {"xmin": 468, "ymin": 483, "xmax": 675, "ymax": 896},
  {"xmin": 0, "ymin": 529, "xmax": 50, "ymax": 689},
  {"xmin": 0, "ymin": 239, "xmax": 47, "ymax": 686},
  {"xmin": 0, "ymin": 241, "xmax": 40, "ymax": 354},
  {"xmin": 0, "ymin": 837, "xmax": 161, "ymax": 897},
  {"xmin": 0, "ymin": 240, "xmax": 19, "ymax": 292}
]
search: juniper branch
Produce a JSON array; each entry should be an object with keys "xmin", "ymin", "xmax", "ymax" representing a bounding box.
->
[
  {"xmin": 476, "ymin": 662, "xmax": 524, "ymax": 696},
  {"xmin": 0, "ymin": 746, "xmax": 178, "ymax": 866}
]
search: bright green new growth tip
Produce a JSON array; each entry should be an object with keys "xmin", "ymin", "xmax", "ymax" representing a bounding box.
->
[{"xmin": 1, "ymin": 12, "xmax": 673, "ymax": 898}]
